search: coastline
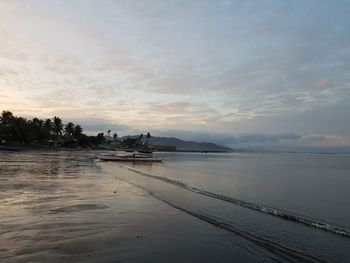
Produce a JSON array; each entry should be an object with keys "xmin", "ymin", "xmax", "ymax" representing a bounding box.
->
[
  {"xmin": 0, "ymin": 151, "xmax": 257, "ymax": 262},
  {"xmin": 2, "ymin": 150, "xmax": 350, "ymax": 262},
  {"xmin": 0, "ymin": 145, "xmax": 234, "ymax": 154}
]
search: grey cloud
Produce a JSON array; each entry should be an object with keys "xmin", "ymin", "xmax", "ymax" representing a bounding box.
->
[
  {"xmin": 135, "ymin": 101, "xmax": 221, "ymax": 125},
  {"xmin": 226, "ymin": 100, "xmax": 350, "ymax": 136},
  {"xmin": 1, "ymin": 0, "xmax": 349, "ymax": 145},
  {"xmin": 66, "ymin": 118, "xmax": 130, "ymax": 134},
  {"xmin": 146, "ymin": 102, "xmax": 194, "ymax": 114}
]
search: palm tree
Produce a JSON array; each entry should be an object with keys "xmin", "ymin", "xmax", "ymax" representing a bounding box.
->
[
  {"xmin": 73, "ymin": 125, "xmax": 83, "ymax": 136},
  {"xmin": 106, "ymin": 129, "xmax": 111, "ymax": 143},
  {"xmin": 146, "ymin": 132, "xmax": 151, "ymax": 144},
  {"xmin": 31, "ymin": 118, "xmax": 45, "ymax": 142},
  {"xmin": 0, "ymin": 111, "xmax": 14, "ymax": 142},
  {"xmin": 43, "ymin": 119, "xmax": 53, "ymax": 135},
  {"xmin": 52, "ymin": 116, "xmax": 63, "ymax": 135},
  {"xmin": 32, "ymin": 118, "xmax": 44, "ymax": 128},
  {"xmin": 12, "ymin": 117, "xmax": 31, "ymax": 145},
  {"xmin": 64, "ymin": 122, "xmax": 75, "ymax": 136},
  {"xmin": 113, "ymin": 133, "xmax": 118, "ymax": 142}
]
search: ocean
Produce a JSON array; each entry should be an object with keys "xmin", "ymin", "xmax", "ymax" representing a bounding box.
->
[{"xmin": 1, "ymin": 151, "xmax": 350, "ymax": 262}]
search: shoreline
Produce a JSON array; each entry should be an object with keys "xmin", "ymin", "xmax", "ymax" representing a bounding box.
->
[
  {"xmin": 0, "ymin": 145, "xmax": 234, "ymax": 153},
  {"xmin": 0, "ymin": 151, "xmax": 257, "ymax": 262}
]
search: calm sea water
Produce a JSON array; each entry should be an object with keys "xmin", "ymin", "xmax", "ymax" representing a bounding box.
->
[
  {"xmin": 1, "ymin": 151, "xmax": 350, "ymax": 262},
  {"xmin": 131, "ymin": 152, "xmax": 350, "ymax": 229},
  {"xmin": 103, "ymin": 151, "xmax": 350, "ymax": 262}
]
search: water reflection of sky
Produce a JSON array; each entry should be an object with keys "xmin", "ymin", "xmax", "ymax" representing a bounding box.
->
[{"xmin": 1, "ymin": 151, "xmax": 262, "ymax": 262}]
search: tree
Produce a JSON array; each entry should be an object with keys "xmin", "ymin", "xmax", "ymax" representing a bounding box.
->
[
  {"xmin": 113, "ymin": 133, "xmax": 118, "ymax": 142},
  {"xmin": 32, "ymin": 118, "xmax": 44, "ymax": 128},
  {"xmin": 44, "ymin": 119, "xmax": 53, "ymax": 134},
  {"xmin": 146, "ymin": 132, "xmax": 151, "ymax": 144},
  {"xmin": 0, "ymin": 111, "xmax": 14, "ymax": 126},
  {"xmin": 0, "ymin": 111, "xmax": 14, "ymax": 141},
  {"xmin": 73, "ymin": 125, "xmax": 83, "ymax": 136},
  {"xmin": 52, "ymin": 116, "xmax": 63, "ymax": 135},
  {"xmin": 96, "ymin": 133, "xmax": 105, "ymax": 144},
  {"xmin": 0, "ymin": 110, "xmax": 93, "ymax": 146},
  {"xmin": 64, "ymin": 122, "xmax": 75, "ymax": 136},
  {"xmin": 12, "ymin": 117, "xmax": 34, "ymax": 145},
  {"xmin": 31, "ymin": 118, "xmax": 45, "ymax": 142}
]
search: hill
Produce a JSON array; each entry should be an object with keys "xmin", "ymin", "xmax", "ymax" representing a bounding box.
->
[{"xmin": 121, "ymin": 135, "xmax": 233, "ymax": 152}]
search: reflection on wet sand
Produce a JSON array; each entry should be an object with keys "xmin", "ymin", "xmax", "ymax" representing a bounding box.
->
[{"xmin": 0, "ymin": 151, "xmax": 257, "ymax": 263}]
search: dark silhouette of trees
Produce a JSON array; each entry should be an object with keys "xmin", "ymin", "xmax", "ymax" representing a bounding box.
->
[
  {"xmin": 12, "ymin": 117, "xmax": 31, "ymax": 144},
  {"xmin": 52, "ymin": 116, "xmax": 63, "ymax": 135},
  {"xmin": 32, "ymin": 118, "xmax": 44, "ymax": 128},
  {"xmin": 31, "ymin": 118, "xmax": 47, "ymax": 142},
  {"xmin": 0, "ymin": 111, "xmax": 14, "ymax": 141},
  {"xmin": 0, "ymin": 111, "xmax": 14, "ymax": 126},
  {"xmin": 73, "ymin": 125, "xmax": 83, "ymax": 136},
  {"xmin": 64, "ymin": 122, "xmax": 75, "ymax": 136},
  {"xmin": 95, "ymin": 133, "xmax": 105, "ymax": 144},
  {"xmin": 0, "ymin": 110, "xmax": 107, "ymax": 148},
  {"xmin": 43, "ymin": 119, "xmax": 53, "ymax": 134}
]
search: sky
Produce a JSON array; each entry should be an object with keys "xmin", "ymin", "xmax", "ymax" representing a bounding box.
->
[{"xmin": 1, "ymin": 0, "xmax": 350, "ymax": 151}]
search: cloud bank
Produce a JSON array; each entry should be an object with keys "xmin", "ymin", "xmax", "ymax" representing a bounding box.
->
[{"xmin": 0, "ymin": 0, "xmax": 349, "ymax": 151}]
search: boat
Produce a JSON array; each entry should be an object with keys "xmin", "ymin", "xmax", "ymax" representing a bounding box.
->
[
  {"xmin": 0, "ymin": 146, "xmax": 21, "ymax": 152},
  {"xmin": 137, "ymin": 147, "xmax": 154, "ymax": 154},
  {"xmin": 98, "ymin": 152, "xmax": 162, "ymax": 162}
]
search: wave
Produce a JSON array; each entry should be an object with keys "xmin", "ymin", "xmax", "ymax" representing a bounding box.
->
[
  {"xmin": 114, "ymin": 174, "xmax": 326, "ymax": 263},
  {"xmin": 122, "ymin": 165, "xmax": 350, "ymax": 239}
]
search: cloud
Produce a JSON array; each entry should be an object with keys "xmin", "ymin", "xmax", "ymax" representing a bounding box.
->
[
  {"xmin": 310, "ymin": 79, "xmax": 333, "ymax": 91},
  {"xmin": 0, "ymin": 67, "xmax": 18, "ymax": 76},
  {"xmin": 66, "ymin": 117, "xmax": 131, "ymax": 135},
  {"xmin": 0, "ymin": 0, "xmax": 349, "ymax": 149}
]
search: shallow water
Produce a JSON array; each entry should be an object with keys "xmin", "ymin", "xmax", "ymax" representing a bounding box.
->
[
  {"xmin": 102, "ymin": 152, "xmax": 350, "ymax": 262},
  {"xmin": 126, "ymin": 152, "xmax": 350, "ymax": 228},
  {"xmin": 1, "ymin": 151, "xmax": 350, "ymax": 262},
  {"xmin": 0, "ymin": 151, "xmax": 265, "ymax": 262}
]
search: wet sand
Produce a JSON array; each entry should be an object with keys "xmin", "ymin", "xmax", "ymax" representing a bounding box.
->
[{"xmin": 0, "ymin": 151, "xmax": 259, "ymax": 262}]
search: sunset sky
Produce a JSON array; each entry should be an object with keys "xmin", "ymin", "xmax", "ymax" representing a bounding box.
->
[{"xmin": 1, "ymin": 1, "xmax": 349, "ymax": 151}]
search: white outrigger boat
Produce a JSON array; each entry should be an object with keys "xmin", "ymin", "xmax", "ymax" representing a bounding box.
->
[{"xmin": 98, "ymin": 152, "xmax": 162, "ymax": 162}]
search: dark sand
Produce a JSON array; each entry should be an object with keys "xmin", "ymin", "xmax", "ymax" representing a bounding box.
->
[{"xmin": 0, "ymin": 151, "xmax": 259, "ymax": 262}]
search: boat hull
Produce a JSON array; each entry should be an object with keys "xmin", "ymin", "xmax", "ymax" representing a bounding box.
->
[
  {"xmin": 98, "ymin": 155, "xmax": 162, "ymax": 162},
  {"xmin": 0, "ymin": 146, "xmax": 21, "ymax": 152}
]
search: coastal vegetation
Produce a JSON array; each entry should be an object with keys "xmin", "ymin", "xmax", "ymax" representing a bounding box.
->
[
  {"xmin": 0, "ymin": 110, "xmax": 153, "ymax": 150},
  {"xmin": 0, "ymin": 111, "xmax": 104, "ymax": 147},
  {"xmin": 0, "ymin": 110, "xmax": 229, "ymax": 152}
]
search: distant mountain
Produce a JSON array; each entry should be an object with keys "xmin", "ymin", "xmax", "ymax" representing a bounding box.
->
[{"xmin": 121, "ymin": 135, "xmax": 233, "ymax": 152}]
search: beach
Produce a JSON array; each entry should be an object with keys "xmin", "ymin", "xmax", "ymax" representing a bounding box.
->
[
  {"xmin": 0, "ymin": 151, "xmax": 259, "ymax": 262},
  {"xmin": 1, "ymin": 151, "xmax": 350, "ymax": 262}
]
